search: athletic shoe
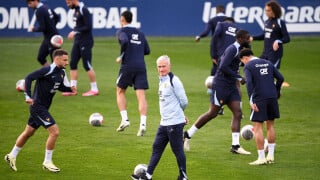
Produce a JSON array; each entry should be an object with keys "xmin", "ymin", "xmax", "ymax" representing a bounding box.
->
[
  {"xmin": 266, "ymin": 155, "xmax": 274, "ymax": 164},
  {"xmin": 4, "ymin": 154, "xmax": 17, "ymax": 171},
  {"xmin": 82, "ymin": 90, "xmax": 99, "ymax": 97},
  {"xmin": 131, "ymin": 173, "xmax": 151, "ymax": 180},
  {"xmin": 249, "ymin": 158, "xmax": 267, "ymax": 165},
  {"xmin": 116, "ymin": 120, "xmax": 130, "ymax": 132},
  {"xmin": 137, "ymin": 126, "xmax": 146, "ymax": 136},
  {"xmin": 62, "ymin": 92, "xmax": 77, "ymax": 96},
  {"xmin": 230, "ymin": 145, "xmax": 251, "ymax": 155},
  {"xmin": 42, "ymin": 161, "xmax": 60, "ymax": 173},
  {"xmin": 218, "ymin": 106, "xmax": 224, "ymax": 115},
  {"xmin": 183, "ymin": 131, "xmax": 191, "ymax": 151}
]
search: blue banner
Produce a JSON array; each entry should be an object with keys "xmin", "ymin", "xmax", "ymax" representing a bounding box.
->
[{"xmin": 0, "ymin": 0, "xmax": 319, "ymax": 37}]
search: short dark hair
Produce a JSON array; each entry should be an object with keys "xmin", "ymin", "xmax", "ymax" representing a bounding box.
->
[
  {"xmin": 52, "ymin": 49, "xmax": 68, "ymax": 58},
  {"xmin": 224, "ymin": 17, "xmax": 235, "ymax": 23},
  {"xmin": 121, "ymin": 10, "xmax": 133, "ymax": 23},
  {"xmin": 26, "ymin": 0, "xmax": 38, "ymax": 2},
  {"xmin": 266, "ymin": 0, "xmax": 282, "ymax": 18},
  {"xmin": 236, "ymin": 29, "xmax": 250, "ymax": 39},
  {"xmin": 238, "ymin": 48, "xmax": 253, "ymax": 59},
  {"xmin": 216, "ymin": 5, "xmax": 225, "ymax": 13}
]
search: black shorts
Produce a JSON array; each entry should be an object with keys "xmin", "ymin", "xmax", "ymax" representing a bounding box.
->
[
  {"xmin": 250, "ymin": 98, "xmax": 279, "ymax": 122},
  {"xmin": 117, "ymin": 68, "xmax": 149, "ymax": 90},
  {"xmin": 70, "ymin": 41, "xmax": 93, "ymax": 71},
  {"xmin": 210, "ymin": 83, "xmax": 240, "ymax": 106},
  {"xmin": 28, "ymin": 105, "xmax": 56, "ymax": 129}
]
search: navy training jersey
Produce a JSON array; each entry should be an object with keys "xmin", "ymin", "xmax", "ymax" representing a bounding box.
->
[
  {"xmin": 117, "ymin": 26, "xmax": 150, "ymax": 70},
  {"xmin": 244, "ymin": 57, "xmax": 284, "ymax": 103},
  {"xmin": 198, "ymin": 14, "xmax": 226, "ymax": 38},
  {"xmin": 214, "ymin": 42, "xmax": 243, "ymax": 85},
  {"xmin": 33, "ymin": 3, "xmax": 58, "ymax": 39},
  {"xmin": 211, "ymin": 21, "xmax": 238, "ymax": 59},
  {"xmin": 24, "ymin": 64, "xmax": 72, "ymax": 109},
  {"xmin": 73, "ymin": 2, "xmax": 93, "ymax": 44},
  {"xmin": 253, "ymin": 18, "xmax": 290, "ymax": 61}
]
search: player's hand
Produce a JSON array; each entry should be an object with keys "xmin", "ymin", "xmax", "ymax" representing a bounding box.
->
[
  {"xmin": 273, "ymin": 41, "xmax": 279, "ymax": 51},
  {"xmin": 212, "ymin": 58, "xmax": 217, "ymax": 65},
  {"xmin": 116, "ymin": 57, "xmax": 122, "ymax": 63},
  {"xmin": 28, "ymin": 26, "xmax": 34, "ymax": 32},
  {"xmin": 185, "ymin": 116, "xmax": 189, "ymax": 125},
  {"xmin": 26, "ymin": 98, "xmax": 34, "ymax": 105},
  {"xmin": 68, "ymin": 31, "xmax": 75, "ymax": 39},
  {"xmin": 250, "ymin": 103, "xmax": 259, "ymax": 112}
]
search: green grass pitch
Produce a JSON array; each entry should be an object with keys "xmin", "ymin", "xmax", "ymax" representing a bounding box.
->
[{"xmin": 0, "ymin": 36, "xmax": 319, "ymax": 179}]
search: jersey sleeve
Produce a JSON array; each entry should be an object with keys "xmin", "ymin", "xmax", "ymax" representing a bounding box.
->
[
  {"xmin": 279, "ymin": 20, "xmax": 290, "ymax": 44},
  {"xmin": 172, "ymin": 77, "xmax": 188, "ymax": 110},
  {"xmin": 24, "ymin": 67, "xmax": 49, "ymax": 99}
]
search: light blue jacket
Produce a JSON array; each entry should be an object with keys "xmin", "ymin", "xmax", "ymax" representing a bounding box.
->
[{"xmin": 158, "ymin": 73, "xmax": 188, "ymax": 126}]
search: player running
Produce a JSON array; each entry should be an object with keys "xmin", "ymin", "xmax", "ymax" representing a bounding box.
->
[{"xmin": 4, "ymin": 49, "xmax": 76, "ymax": 172}]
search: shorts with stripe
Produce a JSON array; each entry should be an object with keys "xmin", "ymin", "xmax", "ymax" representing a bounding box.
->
[
  {"xmin": 250, "ymin": 98, "xmax": 279, "ymax": 122},
  {"xmin": 28, "ymin": 105, "xmax": 56, "ymax": 129}
]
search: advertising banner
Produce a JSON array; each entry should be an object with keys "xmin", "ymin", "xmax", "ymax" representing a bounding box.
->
[{"xmin": 0, "ymin": 0, "xmax": 319, "ymax": 37}]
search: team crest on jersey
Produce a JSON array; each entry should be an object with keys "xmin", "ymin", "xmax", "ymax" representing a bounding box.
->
[{"xmin": 272, "ymin": 24, "xmax": 275, "ymax": 28}]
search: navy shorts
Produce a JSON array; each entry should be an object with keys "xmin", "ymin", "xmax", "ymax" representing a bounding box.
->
[
  {"xmin": 37, "ymin": 38, "xmax": 56, "ymax": 65},
  {"xmin": 116, "ymin": 68, "xmax": 149, "ymax": 90},
  {"xmin": 249, "ymin": 98, "xmax": 279, "ymax": 122},
  {"xmin": 28, "ymin": 105, "xmax": 56, "ymax": 129},
  {"xmin": 210, "ymin": 83, "xmax": 241, "ymax": 106},
  {"xmin": 70, "ymin": 41, "xmax": 94, "ymax": 71}
]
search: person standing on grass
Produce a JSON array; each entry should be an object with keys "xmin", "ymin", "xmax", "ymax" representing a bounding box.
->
[
  {"xmin": 183, "ymin": 30, "xmax": 251, "ymax": 155},
  {"xmin": 63, "ymin": 0, "xmax": 99, "ymax": 97},
  {"xmin": 195, "ymin": 5, "xmax": 226, "ymax": 94},
  {"xmin": 239, "ymin": 48, "xmax": 284, "ymax": 165},
  {"xmin": 251, "ymin": 0, "xmax": 290, "ymax": 87},
  {"xmin": 131, "ymin": 55, "xmax": 188, "ymax": 180},
  {"xmin": 115, "ymin": 10, "xmax": 150, "ymax": 137},
  {"xmin": 26, "ymin": 0, "xmax": 60, "ymax": 67},
  {"xmin": 4, "ymin": 49, "xmax": 76, "ymax": 173}
]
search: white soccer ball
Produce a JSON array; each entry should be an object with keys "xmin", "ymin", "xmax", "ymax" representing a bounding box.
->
[
  {"xmin": 205, "ymin": 76, "xmax": 214, "ymax": 89},
  {"xmin": 16, "ymin": 79, "xmax": 25, "ymax": 92},
  {"xmin": 133, "ymin": 164, "xmax": 148, "ymax": 176},
  {"xmin": 50, "ymin": 34, "xmax": 64, "ymax": 48},
  {"xmin": 240, "ymin": 124, "xmax": 254, "ymax": 140},
  {"xmin": 89, "ymin": 113, "xmax": 104, "ymax": 126}
]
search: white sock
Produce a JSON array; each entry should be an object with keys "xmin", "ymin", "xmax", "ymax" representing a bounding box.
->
[
  {"xmin": 90, "ymin": 82, "xmax": 98, "ymax": 92},
  {"xmin": 258, "ymin": 149, "xmax": 265, "ymax": 159},
  {"xmin": 10, "ymin": 145, "xmax": 22, "ymax": 158},
  {"xmin": 267, "ymin": 143, "xmax": 276, "ymax": 156},
  {"xmin": 120, "ymin": 110, "xmax": 128, "ymax": 121},
  {"xmin": 140, "ymin": 115, "xmax": 146, "ymax": 128},
  {"xmin": 44, "ymin": 149, "xmax": 53, "ymax": 163},
  {"xmin": 187, "ymin": 125, "xmax": 198, "ymax": 137},
  {"xmin": 70, "ymin": 80, "xmax": 77, "ymax": 87},
  {"xmin": 232, "ymin": 132, "xmax": 240, "ymax": 145}
]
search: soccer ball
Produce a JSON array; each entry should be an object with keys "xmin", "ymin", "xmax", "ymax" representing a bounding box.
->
[
  {"xmin": 89, "ymin": 113, "xmax": 104, "ymax": 126},
  {"xmin": 240, "ymin": 124, "xmax": 254, "ymax": 140},
  {"xmin": 133, "ymin": 164, "xmax": 148, "ymax": 176},
  {"xmin": 50, "ymin": 34, "xmax": 63, "ymax": 48},
  {"xmin": 205, "ymin": 76, "xmax": 214, "ymax": 89},
  {"xmin": 16, "ymin": 79, "xmax": 25, "ymax": 92}
]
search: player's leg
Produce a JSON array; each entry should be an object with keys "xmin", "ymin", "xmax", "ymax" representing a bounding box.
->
[
  {"xmin": 183, "ymin": 103, "xmax": 220, "ymax": 151},
  {"xmin": 249, "ymin": 121, "xmax": 267, "ymax": 165},
  {"xmin": 37, "ymin": 39, "xmax": 50, "ymax": 66},
  {"xmin": 62, "ymin": 43, "xmax": 80, "ymax": 96},
  {"xmin": 81, "ymin": 45, "xmax": 99, "ymax": 96},
  {"xmin": 266, "ymin": 120, "xmax": 276, "ymax": 163},
  {"xmin": 168, "ymin": 123, "xmax": 187, "ymax": 180},
  {"xmin": 135, "ymin": 89, "xmax": 147, "ymax": 136},
  {"xmin": 228, "ymin": 100, "xmax": 250, "ymax": 155},
  {"xmin": 43, "ymin": 124, "xmax": 60, "ymax": 172},
  {"xmin": 134, "ymin": 71, "xmax": 149, "ymax": 136},
  {"xmin": 116, "ymin": 87, "xmax": 130, "ymax": 132},
  {"xmin": 5, "ymin": 125, "xmax": 36, "ymax": 171}
]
